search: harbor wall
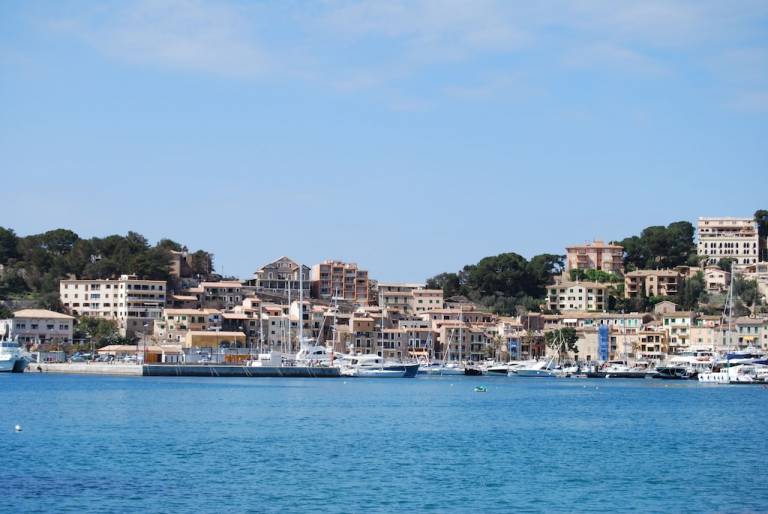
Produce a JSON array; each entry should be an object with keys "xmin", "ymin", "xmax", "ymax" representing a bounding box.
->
[
  {"xmin": 143, "ymin": 365, "xmax": 341, "ymax": 378},
  {"xmin": 28, "ymin": 362, "xmax": 143, "ymax": 376}
]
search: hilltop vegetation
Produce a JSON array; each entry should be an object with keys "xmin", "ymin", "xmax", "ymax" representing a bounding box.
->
[
  {"xmin": 0, "ymin": 227, "xmax": 213, "ymax": 309},
  {"xmin": 426, "ymin": 253, "xmax": 564, "ymax": 315},
  {"xmin": 427, "ymin": 213, "xmax": 766, "ymax": 316}
]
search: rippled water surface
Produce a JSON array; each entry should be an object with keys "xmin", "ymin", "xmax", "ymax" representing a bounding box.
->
[{"xmin": 2, "ymin": 374, "xmax": 767, "ymax": 513}]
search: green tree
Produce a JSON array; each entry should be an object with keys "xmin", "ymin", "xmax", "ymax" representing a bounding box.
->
[
  {"xmin": 755, "ymin": 209, "xmax": 768, "ymax": 238},
  {"xmin": 426, "ymin": 253, "xmax": 563, "ymax": 315},
  {"xmin": 189, "ymin": 250, "xmax": 214, "ymax": 276},
  {"xmin": 157, "ymin": 239, "xmax": 183, "ymax": 252},
  {"xmin": 545, "ymin": 327, "xmax": 579, "ymax": 361},
  {"xmin": 130, "ymin": 248, "xmax": 172, "ymax": 280},
  {"xmin": 717, "ymin": 258, "xmax": 735, "ymax": 273},
  {"xmin": 619, "ymin": 221, "xmax": 695, "ymax": 269},
  {"xmin": 0, "ymin": 227, "xmax": 19, "ymax": 264},
  {"xmin": 74, "ymin": 316, "xmax": 121, "ymax": 347},
  {"xmin": 36, "ymin": 292, "xmax": 64, "ymax": 312},
  {"xmin": 569, "ymin": 268, "xmax": 621, "ymax": 283},
  {"xmin": 676, "ymin": 271, "xmax": 706, "ymax": 310},
  {"xmin": 734, "ymin": 277, "xmax": 760, "ymax": 311},
  {"xmin": 756, "ymin": 209, "xmax": 768, "ymax": 261},
  {"xmin": 0, "ymin": 303, "xmax": 12, "ymax": 319},
  {"xmin": 425, "ymin": 272, "xmax": 461, "ymax": 298}
]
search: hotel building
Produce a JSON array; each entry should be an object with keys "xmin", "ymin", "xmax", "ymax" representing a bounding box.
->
[
  {"xmin": 697, "ymin": 217, "xmax": 759, "ymax": 265},
  {"xmin": 59, "ymin": 275, "xmax": 166, "ymax": 336}
]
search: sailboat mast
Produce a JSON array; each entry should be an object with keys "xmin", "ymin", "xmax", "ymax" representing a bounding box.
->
[
  {"xmin": 299, "ymin": 261, "xmax": 304, "ymax": 346},
  {"xmin": 287, "ymin": 279, "xmax": 291, "ymax": 354},
  {"xmin": 459, "ymin": 307, "xmax": 463, "ymax": 364},
  {"xmin": 380, "ymin": 308, "xmax": 385, "ymax": 370}
]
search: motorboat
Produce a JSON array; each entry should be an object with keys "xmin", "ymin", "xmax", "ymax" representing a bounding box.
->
[
  {"xmin": 419, "ymin": 362, "xmax": 465, "ymax": 376},
  {"xmin": 0, "ymin": 339, "xmax": 25, "ymax": 373},
  {"xmin": 654, "ymin": 366, "xmax": 698, "ymax": 380},
  {"xmin": 338, "ymin": 354, "xmax": 418, "ymax": 378},
  {"xmin": 587, "ymin": 361, "xmax": 648, "ymax": 379},
  {"xmin": 342, "ymin": 367, "xmax": 406, "ymax": 378},
  {"xmin": 698, "ymin": 364, "xmax": 768, "ymax": 384},
  {"xmin": 484, "ymin": 363, "xmax": 511, "ymax": 376},
  {"xmin": 668, "ymin": 350, "xmax": 716, "ymax": 373},
  {"xmin": 506, "ymin": 360, "xmax": 538, "ymax": 375},
  {"xmin": 513, "ymin": 360, "xmax": 557, "ymax": 377}
]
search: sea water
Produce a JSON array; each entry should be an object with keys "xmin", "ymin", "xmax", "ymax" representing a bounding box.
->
[{"xmin": 2, "ymin": 374, "xmax": 767, "ymax": 513}]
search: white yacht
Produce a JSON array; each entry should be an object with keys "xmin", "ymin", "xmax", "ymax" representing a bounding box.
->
[
  {"xmin": 485, "ymin": 362, "xmax": 513, "ymax": 375},
  {"xmin": 419, "ymin": 362, "xmax": 465, "ymax": 376},
  {"xmin": 513, "ymin": 360, "xmax": 557, "ymax": 377},
  {"xmin": 338, "ymin": 354, "xmax": 412, "ymax": 378},
  {"xmin": 699, "ymin": 364, "xmax": 768, "ymax": 384},
  {"xmin": 0, "ymin": 339, "xmax": 25, "ymax": 373},
  {"xmin": 506, "ymin": 360, "xmax": 538, "ymax": 375}
]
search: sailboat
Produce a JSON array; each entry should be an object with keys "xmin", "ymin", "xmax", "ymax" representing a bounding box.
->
[
  {"xmin": 341, "ymin": 292, "xmax": 408, "ymax": 378},
  {"xmin": 420, "ymin": 313, "xmax": 465, "ymax": 375},
  {"xmin": 698, "ymin": 271, "xmax": 766, "ymax": 384},
  {"xmin": 293, "ymin": 263, "xmax": 336, "ymax": 367}
]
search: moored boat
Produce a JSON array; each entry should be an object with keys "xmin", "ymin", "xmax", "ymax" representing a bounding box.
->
[{"xmin": 0, "ymin": 339, "xmax": 25, "ymax": 373}]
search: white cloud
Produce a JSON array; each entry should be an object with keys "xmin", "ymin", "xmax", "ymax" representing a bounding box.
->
[
  {"xmin": 50, "ymin": 0, "xmax": 270, "ymax": 78},
  {"xmin": 730, "ymin": 90, "xmax": 768, "ymax": 113},
  {"xmin": 563, "ymin": 43, "xmax": 667, "ymax": 76},
  {"xmin": 320, "ymin": 0, "xmax": 529, "ymax": 60},
  {"xmin": 41, "ymin": 0, "xmax": 768, "ymax": 108}
]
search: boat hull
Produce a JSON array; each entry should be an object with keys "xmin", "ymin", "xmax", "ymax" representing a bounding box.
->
[
  {"xmin": 516, "ymin": 369, "xmax": 556, "ymax": 377},
  {"xmin": 0, "ymin": 357, "xmax": 17, "ymax": 373},
  {"xmin": 349, "ymin": 369, "xmax": 407, "ymax": 378},
  {"xmin": 384, "ymin": 364, "xmax": 419, "ymax": 378},
  {"xmin": 586, "ymin": 371, "xmax": 647, "ymax": 379},
  {"xmin": 654, "ymin": 367, "xmax": 698, "ymax": 380}
]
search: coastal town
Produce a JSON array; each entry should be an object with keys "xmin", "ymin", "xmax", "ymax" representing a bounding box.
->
[{"xmin": 1, "ymin": 215, "xmax": 767, "ymax": 381}]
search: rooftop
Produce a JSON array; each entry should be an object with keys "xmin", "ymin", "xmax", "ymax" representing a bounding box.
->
[{"xmin": 13, "ymin": 309, "xmax": 75, "ymax": 320}]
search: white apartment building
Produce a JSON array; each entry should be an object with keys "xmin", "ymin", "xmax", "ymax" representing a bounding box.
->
[
  {"xmin": 411, "ymin": 289, "xmax": 444, "ymax": 313},
  {"xmin": 60, "ymin": 275, "xmax": 166, "ymax": 336},
  {"xmin": 547, "ymin": 281, "xmax": 609, "ymax": 312},
  {"xmin": 377, "ymin": 283, "xmax": 442, "ymax": 314},
  {"xmin": 697, "ymin": 217, "xmax": 759, "ymax": 265},
  {"xmin": 0, "ymin": 309, "xmax": 75, "ymax": 346}
]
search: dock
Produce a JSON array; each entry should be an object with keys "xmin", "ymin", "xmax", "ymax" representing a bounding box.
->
[
  {"xmin": 143, "ymin": 364, "xmax": 341, "ymax": 378},
  {"xmin": 23, "ymin": 362, "xmax": 340, "ymax": 378}
]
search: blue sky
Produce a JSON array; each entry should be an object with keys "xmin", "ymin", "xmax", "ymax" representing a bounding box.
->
[{"xmin": 1, "ymin": 1, "xmax": 767, "ymax": 282}]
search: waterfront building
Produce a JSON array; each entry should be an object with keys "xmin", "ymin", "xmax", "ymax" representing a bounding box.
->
[
  {"xmin": 154, "ymin": 308, "xmax": 220, "ymax": 344},
  {"xmin": 251, "ymin": 257, "xmax": 310, "ymax": 298},
  {"xmin": 397, "ymin": 320, "xmax": 438, "ymax": 360},
  {"xmin": 661, "ymin": 312, "xmax": 696, "ymax": 350},
  {"xmin": 624, "ymin": 269, "xmax": 681, "ymax": 298},
  {"xmin": 310, "ymin": 260, "xmax": 369, "ymax": 304},
  {"xmin": 411, "ymin": 289, "xmax": 444, "ymax": 314},
  {"xmin": 697, "ymin": 217, "xmax": 759, "ymax": 265},
  {"xmin": 436, "ymin": 321, "xmax": 489, "ymax": 362},
  {"xmin": 183, "ymin": 330, "xmax": 246, "ymax": 350},
  {"xmin": 734, "ymin": 317, "xmax": 768, "ymax": 350},
  {"xmin": 0, "ymin": 309, "xmax": 74, "ymax": 346},
  {"xmin": 703, "ymin": 266, "xmax": 730, "ymax": 293},
  {"xmin": 59, "ymin": 275, "xmax": 166, "ymax": 336},
  {"xmin": 547, "ymin": 281, "xmax": 610, "ymax": 312},
  {"xmin": 565, "ymin": 240, "xmax": 624, "ymax": 273},
  {"xmin": 557, "ymin": 312, "xmax": 644, "ymax": 333},
  {"xmin": 97, "ymin": 344, "xmax": 183, "ymax": 364},
  {"xmin": 198, "ymin": 281, "xmax": 245, "ymax": 310},
  {"xmin": 635, "ymin": 330, "xmax": 668, "ymax": 363},
  {"xmin": 653, "ymin": 301, "xmax": 678, "ymax": 315},
  {"xmin": 738, "ymin": 262, "xmax": 768, "ymax": 303}
]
